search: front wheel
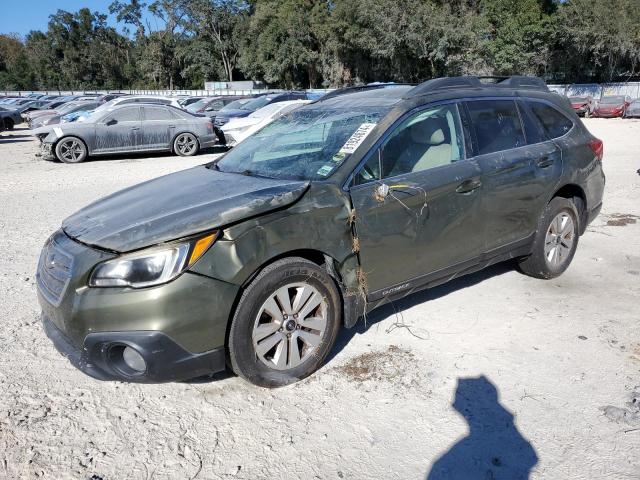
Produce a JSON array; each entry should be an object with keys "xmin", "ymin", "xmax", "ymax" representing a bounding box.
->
[
  {"xmin": 228, "ymin": 257, "xmax": 342, "ymax": 388},
  {"xmin": 55, "ymin": 136, "xmax": 88, "ymax": 163},
  {"xmin": 173, "ymin": 133, "xmax": 199, "ymax": 157},
  {"xmin": 518, "ymin": 197, "xmax": 579, "ymax": 279}
]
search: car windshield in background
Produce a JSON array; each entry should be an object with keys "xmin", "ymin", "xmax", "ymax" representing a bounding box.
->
[
  {"xmin": 186, "ymin": 99, "xmax": 210, "ymax": 112},
  {"xmin": 57, "ymin": 102, "xmax": 83, "ymax": 114},
  {"xmin": 219, "ymin": 98, "xmax": 251, "ymax": 111},
  {"xmin": 215, "ymin": 106, "xmax": 388, "ymax": 180},
  {"xmin": 239, "ymin": 96, "xmax": 273, "ymax": 111},
  {"xmin": 600, "ymin": 96, "xmax": 625, "ymax": 104}
]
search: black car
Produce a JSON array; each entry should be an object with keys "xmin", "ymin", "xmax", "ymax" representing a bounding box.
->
[
  {"xmin": 212, "ymin": 91, "xmax": 310, "ymax": 128},
  {"xmin": 37, "ymin": 76, "xmax": 605, "ymax": 387}
]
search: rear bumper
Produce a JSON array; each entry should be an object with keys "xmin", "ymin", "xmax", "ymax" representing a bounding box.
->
[{"xmin": 42, "ymin": 313, "xmax": 226, "ymax": 382}]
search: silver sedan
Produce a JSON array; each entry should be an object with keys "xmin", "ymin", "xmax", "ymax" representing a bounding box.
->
[{"xmin": 34, "ymin": 104, "xmax": 217, "ymax": 163}]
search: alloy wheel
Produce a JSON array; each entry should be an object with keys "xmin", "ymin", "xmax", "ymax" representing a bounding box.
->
[
  {"xmin": 544, "ymin": 212, "xmax": 575, "ymax": 267},
  {"xmin": 59, "ymin": 139, "xmax": 84, "ymax": 162},
  {"xmin": 252, "ymin": 283, "xmax": 328, "ymax": 371},
  {"xmin": 175, "ymin": 134, "xmax": 197, "ymax": 155}
]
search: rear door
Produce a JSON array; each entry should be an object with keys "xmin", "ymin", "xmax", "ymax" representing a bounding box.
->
[
  {"xmin": 349, "ymin": 102, "xmax": 485, "ymax": 298},
  {"xmin": 464, "ymin": 99, "xmax": 562, "ymax": 255},
  {"xmin": 140, "ymin": 106, "xmax": 176, "ymax": 151},
  {"xmin": 94, "ymin": 106, "xmax": 142, "ymax": 154}
]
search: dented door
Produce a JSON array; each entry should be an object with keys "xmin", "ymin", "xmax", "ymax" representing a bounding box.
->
[{"xmin": 349, "ymin": 160, "xmax": 484, "ymax": 298}]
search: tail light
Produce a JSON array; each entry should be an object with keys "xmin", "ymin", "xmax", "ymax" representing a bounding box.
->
[
  {"xmin": 207, "ymin": 121, "xmax": 214, "ymax": 134},
  {"xmin": 588, "ymin": 138, "xmax": 603, "ymax": 161}
]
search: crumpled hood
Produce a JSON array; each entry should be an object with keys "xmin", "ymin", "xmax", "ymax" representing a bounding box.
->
[{"xmin": 62, "ymin": 166, "xmax": 310, "ymax": 252}]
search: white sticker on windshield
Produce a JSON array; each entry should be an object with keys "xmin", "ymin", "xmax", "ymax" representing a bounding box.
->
[
  {"xmin": 339, "ymin": 123, "xmax": 377, "ymax": 155},
  {"xmin": 53, "ymin": 127, "xmax": 63, "ymax": 138}
]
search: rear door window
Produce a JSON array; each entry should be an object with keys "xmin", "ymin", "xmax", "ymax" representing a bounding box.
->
[
  {"xmin": 516, "ymin": 100, "xmax": 546, "ymax": 145},
  {"xmin": 143, "ymin": 106, "xmax": 173, "ymax": 121},
  {"xmin": 527, "ymin": 101, "xmax": 573, "ymax": 139},
  {"xmin": 466, "ymin": 100, "xmax": 526, "ymax": 155}
]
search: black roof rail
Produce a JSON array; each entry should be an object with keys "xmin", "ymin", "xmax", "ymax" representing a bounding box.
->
[
  {"xmin": 405, "ymin": 75, "xmax": 549, "ymax": 99},
  {"xmin": 404, "ymin": 77, "xmax": 483, "ymax": 98},
  {"xmin": 495, "ymin": 76, "xmax": 549, "ymax": 91},
  {"xmin": 316, "ymin": 83, "xmax": 414, "ymax": 102}
]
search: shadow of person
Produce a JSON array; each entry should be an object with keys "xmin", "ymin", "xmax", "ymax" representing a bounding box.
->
[{"xmin": 426, "ymin": 376, "xmax": 538, "ymax": 480}]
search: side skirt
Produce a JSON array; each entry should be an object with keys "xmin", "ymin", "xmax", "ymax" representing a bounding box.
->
[{"xmin": 365, "ymin": 235, "xmax": 534, "ymax": 309}]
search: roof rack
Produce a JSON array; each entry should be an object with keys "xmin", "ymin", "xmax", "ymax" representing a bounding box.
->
[
  {"xmin": 316, "ymin": 83, "xmax": 414, "ymax": 102},
  {"xmin": 405, "ymin": 75, "xmax": 549, "ymax": 98}
]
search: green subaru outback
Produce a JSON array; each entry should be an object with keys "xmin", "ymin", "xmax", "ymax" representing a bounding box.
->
[{"xmin": 37, "ymin": 77, "xmax": 605, "ymax": 387}]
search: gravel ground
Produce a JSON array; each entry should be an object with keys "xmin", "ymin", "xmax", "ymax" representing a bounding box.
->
[{"xmin": 0, "ymin": 119, "xmax": 639, "ymax": 480}]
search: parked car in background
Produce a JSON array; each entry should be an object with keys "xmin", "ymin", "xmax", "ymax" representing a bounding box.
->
[
  {"xmin": 36, "ymin": 76, "xmax": 605, "ymax": 387},
  {"xmin": 186, "ymin": 96, "xmax": 245, "ymax": 116},
  {"xmin": 59, "ymin": 109, "xmax": 99, "ymax": 123},
  {"xmin": 20, "ymin": 99, "xmax": 68, "ymax": 116},
  {"xmin": 623, "ymin": 99, "xmax": 640, "ymax": 118},
  {"xmin": 178, "ymin": 96, "xmax": 206, "ymax": 108},
  {"xmin": 31, "ymin": 101, "xmax": 104, "ymax": 128},
  {"xmin": 94, "ymin": 96, "xmax": 183, "ymax": 112},
  {"xmin": 568, "ymin": 96, "xmax": 594, "ymax": 117},
  {"xmin": 213, "ymin": 91, "xmax": 310, "ymax": 128},
  {"xmin": 96, "ymin": 93, "xmax": 127, "ymax": 102},
  {"xmin": 592, "ymin": 95, "xmax": 631, "ymax": 118},
  {"xmin": 0, "ymin": 106, "xmax": 23, "ymax": 130},
  {"xmin": 221, "ymin": 100, "xmax": 310, "ymax": 146},
  {"xmin": 34, "ymin": 103, "xmax": 217, "ymax": 163},
  {"xmin": 26, "ymin": 100, "xmax": 94, "ymax": 124}
]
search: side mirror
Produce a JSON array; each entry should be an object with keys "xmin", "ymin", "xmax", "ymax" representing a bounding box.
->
[
  {"xmin": 105, "ymin": 118, "xmax": 117, "ymax": 126},
  {"xmin": 374, "ymin": 183, "xmax": 390, "ymax": 202}
]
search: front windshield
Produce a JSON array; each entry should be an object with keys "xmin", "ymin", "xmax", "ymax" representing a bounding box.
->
[
  {"xmin": 601, "ymin": 96, "xmax": 624, "ymax": 104},
  {"xmin": 215, "ymin": 106, "xmax": 388, "ymax": 180}
]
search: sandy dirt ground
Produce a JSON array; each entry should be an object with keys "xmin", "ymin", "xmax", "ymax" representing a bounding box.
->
[{"xmin": 0, "ymin": 119, "xmax": 639, "ymax": 480}]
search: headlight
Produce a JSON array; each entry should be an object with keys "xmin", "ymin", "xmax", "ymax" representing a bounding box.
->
[{"xmin": 89, "ymin": 232, "xmax": 217, "ymax": 288}]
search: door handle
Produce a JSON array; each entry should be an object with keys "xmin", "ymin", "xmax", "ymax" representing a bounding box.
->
[
  {"xmin": 536, "ymin": 156, "xmax": 554, "ymax": 168},
  {"xmin": 456, "ymin": 179, "xmax": 482, "ymax": 194},
  {"xmin": 131, "ymin": 127, "xmax": 140, "ymax": 131}
]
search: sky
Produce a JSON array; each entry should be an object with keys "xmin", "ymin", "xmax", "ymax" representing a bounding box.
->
[{"xmin": 0, "ymin": 0, "xmax": 162, "ymax": 37}]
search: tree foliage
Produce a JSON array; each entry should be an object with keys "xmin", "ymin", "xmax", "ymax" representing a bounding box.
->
[{"xmin": 1, "ymin": 0, "xmax": 640, "ymax": 90}]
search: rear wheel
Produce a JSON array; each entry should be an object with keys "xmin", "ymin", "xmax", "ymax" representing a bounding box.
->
[
  {"xmin": 4, "ymin": 118, "xmax": 14, "ymax": 130},
  {"xmin": 173, "ymin": 133, "xmax": 199, "ymax": 157},
  {"xmin": 518, "ymin": 197, "xmax": 579, "ymax": 279},
  {"xmin": 55, "ymin": 136, "xmax": 88, "ymax": 163},
  {"xmin": 228, "ymin": 257, "xmax": 341, "ymax": 388}
]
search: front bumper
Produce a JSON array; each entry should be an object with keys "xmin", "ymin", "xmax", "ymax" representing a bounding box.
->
[
  {"xmin": 39, "ymin": 142, "xmax": 55, "ymax": 160},
  {"xmin": 37, "ymin": 230, "xmax": 239, "ymax": 382},
  {"xmin": 42, "ymin": 314, "xmax": 226, "ymax": 382}
]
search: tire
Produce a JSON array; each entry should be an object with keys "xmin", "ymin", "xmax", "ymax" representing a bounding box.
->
[
  {"xmin": 173, "ymin": 132, "xmax": 199, "ymax": 157},
  {"xmin": 228, "ymin": 257, "xmax": 342, "ymax": 388},
  {"xmin": 5, "ymin": 118, "xmax": 14, "ymax": 130},
  {"xmin": 518, "ymin": 197, "xmax": 579, "ymax": 279},
  {"xmin": 55, "ymin": 136, "xmax": 88, "ymax": 164}
]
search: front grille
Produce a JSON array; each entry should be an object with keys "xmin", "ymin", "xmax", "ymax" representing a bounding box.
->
[{"xmin": 36, "ymin": 235, "xmax": 74, "ymax": 306}]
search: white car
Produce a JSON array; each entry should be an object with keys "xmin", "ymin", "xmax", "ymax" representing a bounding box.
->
[{"xmin": 221, "ymin": 100, "xmax": 310, "ymax": 146}]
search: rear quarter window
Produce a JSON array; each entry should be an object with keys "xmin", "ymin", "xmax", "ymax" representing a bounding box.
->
[{"xmin": 527, "ymin": 101, "xmax": 573, "ymax": 139}]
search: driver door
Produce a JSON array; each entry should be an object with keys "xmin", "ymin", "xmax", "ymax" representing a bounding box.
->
[
  {"xmin": 94, "ymin": 106, "xmax": 142, "ymax": 153},
  {"xmin": 349, "ymin": 103, "xmax": 485, "ymax": 299}
]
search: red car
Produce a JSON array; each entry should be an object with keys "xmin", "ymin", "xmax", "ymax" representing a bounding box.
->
[
  {"xmin": 592, "ymin": 96, "xmax": 631, "ymax": 118},
  {"xmin": 568, "ymin": 96, "xmax": 594, "ymax": 117}
]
